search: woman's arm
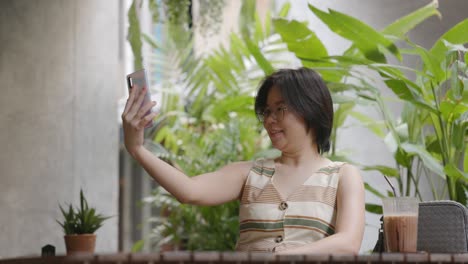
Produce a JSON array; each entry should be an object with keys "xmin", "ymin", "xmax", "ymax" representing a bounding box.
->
[
  {"xmin": 277, "ymin": 164, "xmax": 365, "ymax": 254},
  {"xmin": 134, "ymin": 146, "xmax": 251, "ymax": 205},
  {"xmin": 122, "ymin": 85, "xmax": 251, "ymax": 206}
]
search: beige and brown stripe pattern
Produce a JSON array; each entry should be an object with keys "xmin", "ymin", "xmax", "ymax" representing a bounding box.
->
[
  {"xmin": 239, "ymin": 219, "xmax": 284, "ymax": 233},
  {"xmin": 284, "ymin": 215, "xmax": 335, "ymax": 236},
  {"xmin": 236, "ymin": 159, "xmax": 344, "ymax": 252},
  {"xmin": 241, "ymin": 183, "xmax": 282, "ymax": 204},
  {"xmin": 288, "ymin": 186, "xmax": 337, "ymax": 207}
]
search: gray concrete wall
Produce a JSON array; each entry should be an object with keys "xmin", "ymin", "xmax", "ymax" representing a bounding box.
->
[{"xmin": 0, "ymin": 0, "xmax": 122, "ymax": 258}]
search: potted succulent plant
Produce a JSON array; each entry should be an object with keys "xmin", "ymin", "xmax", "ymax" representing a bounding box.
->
[{"xmin": 57, "ymin": 189, "xmax": 111, "ymax": 255}]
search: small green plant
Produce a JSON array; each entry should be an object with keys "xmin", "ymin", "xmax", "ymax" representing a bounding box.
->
[{"xmin": 57, "ymin": 189, "xmax": 111, "ymax": 235}]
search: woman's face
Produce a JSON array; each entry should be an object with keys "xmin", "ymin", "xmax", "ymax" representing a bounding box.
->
[{"xmin": 263, "ymin": 86, "xmax": 314, "ymax": 152}]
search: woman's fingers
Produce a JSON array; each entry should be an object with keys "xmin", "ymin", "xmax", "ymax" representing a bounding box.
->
[
  {"xmin": 122, "ymin": 84, "xmax": 139, "ymax": 116},
  {"xmin": 122, "ymin": 86, "xmax": 157, "ymax": 131},
  {"xmin": 136, "ymin": 100, "xmax": 157, "ymax": 119},
  {"xmin": 127, "ymin": 100, "xmax": 157, "ymax": 130},
  {"xmin": 131, "ymin": 110, "xmax": 157, "ymax": 130},
  {"xmin": 138, "ymin": 112, "xmax": 158, "ymax": 129},
  {"xmin": 127, "ymin": 87, "xmax": 148, "ymax": 118}
]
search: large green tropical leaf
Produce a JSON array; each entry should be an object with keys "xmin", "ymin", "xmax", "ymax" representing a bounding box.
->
[
  {"xmin": 308, "ymin": 4, "xmax": 400, "ymax": 62},
  {"xmin": 272, "ymin": 18, "xmax": 345, "ymax": 81},
  {"xmin": 273, "ymin": 18, "xmax": 328, "ymax": 60},
  {"xmin": 382, "ymin": 0, "xmax": 440, "ymax": 38},
  {"xmin": 401, "ymin": 143, "xmax": 444, "ymax": 178},
  {"xmin": 402, "ymin": 43, "xmax": 444, "ymax": 83},
  {"xmin": 362, "ymin": 165, "xmax": 400, "ymax": 178},
  {"xmin": 336, "ymin": 0, "xmax": 439, "ymax": 83},
  {"xmin": 430, "ymin": 19, "xmax": 468, "ymax": 64},
  {"xmin": 445, "ymin": 164, "xmax": 468, "ymax": 185},
  {"xmin": 383, "ymin": 79, "xmax": 437, "ymax": 114}
]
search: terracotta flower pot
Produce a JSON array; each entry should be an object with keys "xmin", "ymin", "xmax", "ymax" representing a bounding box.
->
[{"xmin": 64, "ymin": 234, "xmax": 96, "ymax": 256}]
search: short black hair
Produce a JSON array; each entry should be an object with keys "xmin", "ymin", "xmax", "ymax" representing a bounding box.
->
[{"xmin": 254, "ymin": 67, "xmax": 333, "ymax": 154}]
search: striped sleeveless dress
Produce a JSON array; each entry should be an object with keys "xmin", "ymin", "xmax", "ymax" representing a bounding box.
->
[{"xmin": 236, "ymin": 158, "xmax": 344, "ymax": 252}]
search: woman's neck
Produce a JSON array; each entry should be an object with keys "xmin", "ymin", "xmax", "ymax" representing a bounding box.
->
[{"xmin": 278, "ymin": 145, "xmax": 324, "ymax": 168}]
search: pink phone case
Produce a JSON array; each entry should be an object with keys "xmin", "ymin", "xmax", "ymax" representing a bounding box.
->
[{"xmin": 126, "ymin": 69, "xmax": 154, "ymax": 128}]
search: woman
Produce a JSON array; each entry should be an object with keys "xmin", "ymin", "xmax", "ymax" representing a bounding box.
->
[{"xmin": 122, "ymin": 67, "xmax": 365, "ymax": 254}]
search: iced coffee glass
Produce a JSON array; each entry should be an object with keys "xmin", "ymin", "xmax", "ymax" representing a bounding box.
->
[{"xmin": 382, "ymin": 197, "xmax": 419, "ymax": 252}]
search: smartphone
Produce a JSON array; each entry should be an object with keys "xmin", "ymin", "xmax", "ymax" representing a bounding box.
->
[{"xmin": 126, "ymin": 69, "xmax": 153, "ymax": 128}]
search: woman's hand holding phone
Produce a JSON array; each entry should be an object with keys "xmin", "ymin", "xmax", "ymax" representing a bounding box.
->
[
  {"xmin": 121, "ymin": 82, "xmax": 158, "ymax": 158},
  {"xmin": 126, "ymin": 69, "xmax": 154, "ymax": 127}
]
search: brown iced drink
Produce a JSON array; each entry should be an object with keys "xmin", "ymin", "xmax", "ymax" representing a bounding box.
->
[{"xmin": 384, "ymin": 214, "xmax": 418, "ymax": 252}]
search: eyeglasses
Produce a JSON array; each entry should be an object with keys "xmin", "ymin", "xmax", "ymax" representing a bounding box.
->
[{"xmin": 257, "ymin": 106, "xmax": 288, "ymax": 123}]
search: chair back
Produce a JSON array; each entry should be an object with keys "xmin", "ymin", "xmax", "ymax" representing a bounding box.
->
[{"xmin": 418, "ymin": 200, "xmax": 468, "ymax": 253}]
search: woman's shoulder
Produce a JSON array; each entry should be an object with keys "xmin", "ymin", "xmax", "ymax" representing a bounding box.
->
[
  {"xmin": 337, "ymin": 163, "xmax": 360, "ymax": 173},
  {"xmin": 320, "ymin": 161, "xmax": 361, "ymax": 181},
  {"xmin": 337, "ymin": 163, "xmax": 362, "ymax": 182},
  {"xmin": 326, "ymin": 160, "xmax": 358, "ymax": 172}
]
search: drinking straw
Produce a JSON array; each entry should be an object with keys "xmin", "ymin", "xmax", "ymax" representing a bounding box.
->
[{"xmin": 383, "ymin": 174, "xmax": 398, "ymax": 197}]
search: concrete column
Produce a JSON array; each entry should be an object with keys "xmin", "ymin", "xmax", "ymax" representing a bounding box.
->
[{"xmin": 0, "ymin": 0, "xmax": 122, "ymax": 257}]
